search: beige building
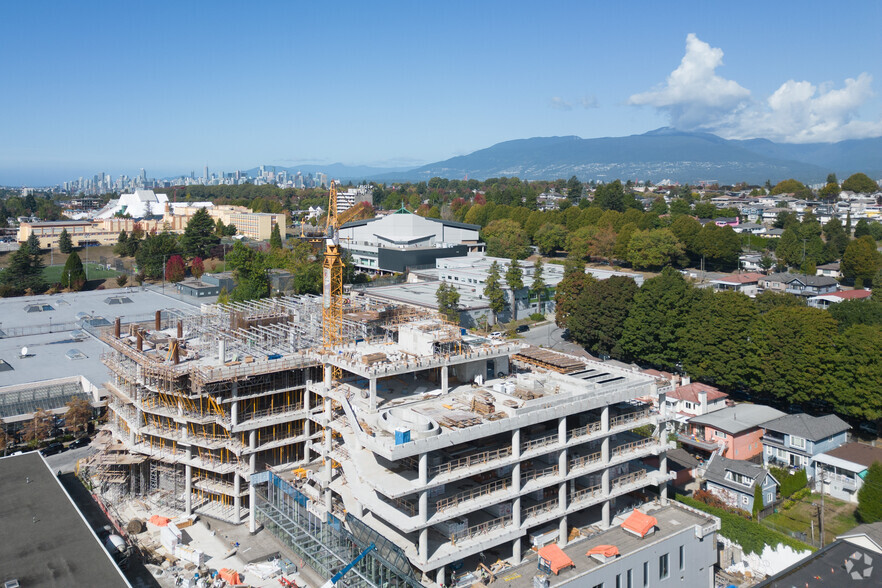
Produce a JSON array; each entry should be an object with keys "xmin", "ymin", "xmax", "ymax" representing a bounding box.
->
[{"xmin": 19, "ymin": 205, "xmax": 287, "ymax": 248}]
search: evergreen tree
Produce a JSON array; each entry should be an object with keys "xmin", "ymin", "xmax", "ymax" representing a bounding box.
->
[
  {"xmin": 58, "ymin": 228, "xmax": 73, "ymax": 253},
  {"xmin": 61, "ymin": 251, "xmax": 86, "ymax": 290},
  {"xmin": 135, "ymin": 231, "xmax": 181, "ymax": 279},
  {"xmin": 435, "ymin": 282, "xmax": 461, "ymax": 323},
  {"xmin": 180, "ymin": 208, "xmax": 219, "ymax": 259},
  {"xmin": 215, "ymin": 218, "xmax": 227, "ymax": 236},
  {"xmin": 269, "ymin": 223, "xmax": 283, "ymax": 249},
  {"xmin": 483, "ymin": 261, "xmax": 506, "ymax": 323},
  {"xmin": 555, "ymin": 257, "xmax": 591, "ymax": 330},
  {"xmin": 114, "ymin": 230, "xmax": 129, "ymax": 257},
  {"xmin": 1, "ymin": 233, "xmax": 46, "ymax": 293},
  {"xmin": 568, "ymin": 275, "xmax": 638, "ymax": 359},
  {"xmin": 505, "ymin": 258, "xmax": 524, "ymax": 321},
  {"xmin": 857, "ymin": 462, "xmax": 882, "ymax": 523},
  {"xmin": 531, "ymin": 258, "xmax": 546, "ymax": 313}
]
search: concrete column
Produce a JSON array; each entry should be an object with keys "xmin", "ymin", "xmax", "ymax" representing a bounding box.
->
[
  {"xmin": 558, "ymin": 416, "xmax": 567, "ymax": 443},
  {"xmin": 441, "ymin": 366, "xmax": 449, "ymax": 394},
  {"xmin": 185, "ymin": 464, "xmax": 193, "ymax": 515},
  {"xmin": 369, "ymin": 378, "xmax": 377, "ymax": 412},
  {"xmin": 602, "ymin": 437, "xmax": 610, "ymax": 463},
  {"xmin": 558, "ymin": 514, "xmax": 568, "ymax": 547},
  {"xmin": 303, "ymin": 386, "xmax": 312, "ymax": 459},
  {"xmin": 234, "ymin": 474, "xmax": 241, "ymax": 521},
  {"xmin": 436, "ymin": 566, "xmax": 446, "ymax": 587},
  {"xmin": 324, "ymin": 365, "xmax": 332, "ymax": 387},
  {"xmin": 419, "ymin": 491, "xmax": 428, "ymax": 524},
  {"xmin": 660, "ymin": 452, "xmax": 669, "ymax": 504},
  {"xmin": 602, "ymin": 468, "xmax": 610, "ymax": 494},
  {"xmin": 249, "ymin": 430, "xmax": 257, "ymax": 474},
  {"xmin": 602, "ymin": 500, "xmax": 610, "ymax": 528},
  {"xmin": 601, "ymin": 406, "xmax": 610, "ymax": 433},
  {"xmin": 513, "ymin": 496, "xmax": 521, "ymax": 528},
  {"xmin": 249, "ymin": 482, "xmax": 257, "ymax": 533},
  {"xmin": 419, "ymin": 528, "xmax": 428, "ymax": 562},
  {"xmin": 135, "ymin": 408, "xmax": 143, "ymax": 430},
  {"xmin": 512, "ymin": 537, "xmax": 522, "ymax": 565},
  {"xmin": 231, "ymin": 382, "xmax": 238, "ymax": 427},
  {"xmin": 512, "ymin": 462, "xmax": 521, "ymax": 493},
  {"xmin": 325, "ymin": 489, "xmax": 332, "ymax": 511},
  {"xmin": 559, "ymin": 449, "xmax": 567, "ymax": 477},
  {"xmin": 512, "ymin": 428, "xmax": 521, "ymax": 459},
  {"xmin": 419, "ymin": 452, "xmax": 429, "ymax": 485}
]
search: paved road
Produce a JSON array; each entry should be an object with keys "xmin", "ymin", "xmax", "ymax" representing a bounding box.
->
[
  {"xmin": 516, "ymin": 320, "xmax": 591, "ymax": 356},
  {"xmin": 44, "ymin": 444, "xmax": 98, "ymax": 474}
]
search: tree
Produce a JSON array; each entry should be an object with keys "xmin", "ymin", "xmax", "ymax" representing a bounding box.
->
[
  {"xmin": 23, "ymin": 408, "xmax": 52, "ymax": 443},
  {"xmin": 819, "ymin": 182, "xmax": 840, "ymax": 201},
  {"xmin": 829, "ymin": 298, "xmax": 882, "ymax": 332},
  {"xmin": 483, "ymin": 219, "xmax": 531, "ymax": 259},
  {"xmin": 65, "ymin": 396, "xmax": 92, "ymax": 434},
  {"xmin": 566, "ymin": 175, "xmax": 583, "ymax": 201},
  {"xmin": 191, "ymin": 256, "xmax": 205, "ymax": 280},
  {"xmin": 626, "ymin": 228, "xmax": 684, "ymax": 270},
  {"xmin": 857, "ymin": 462, "xmax": 882, "ymax": 523},
  {"xmin": 0, "ymin": 233, "xmax": 46, "ymax": 293},
  {"xmin": 759, "ymin": 255, "xmax": 774, "ymax": 273},
  {"xmin": 680, "ymin": 290, "xmax": 758, "ymax": 389},
  {"xmin": 505, "ymin": 258, "xmax": 524, "ymax": 321},
  {"xmin": 621, "ymin": 267, "xmax": 694, "ymax": 368},
  {"xmin": 555, "ymin": 258, "xmax": 592, "ymax": 330},
  {"xmin": 215, "ymin": 218, "xmax": 227, "ymax": 237},
  {"xmin": 771, "ymin": 179, "xmax": 811, "ymax": 197},
  {"xmin": 114, "ymin": 230, "xmax": 129, "ymax": 257},
  {"xmin": 531, "ymin": 258, "xmax": 546, "ymax": 313},
  {"xmin": 854, "ymin": 218, "xmax": 872, "ymax": 239},
  {"xmin": 751, "ymin": 306, "xmax": 838, "ymax": 404},
  {"xmin": 226, "ymin": 241, "xmax": 269, "ymax": 302},
  {"xmin": 483, "ymin": 261, "xmax": 506, "ymax": 323},
  {"xmin": 650, "ymin": 196, "xmax": 668, "ymax": 215},
  {"xmin": 568, "ymin": 276, "xmax": 638, "ymax": 359},
  {"xmin": 58, "ymin": 228, "xmax": 73, "ymax": 253},
  {"xmin": 755, "ymin": 290, "xmax": 805, "ymax": 313},
  {"xmin": 842, "ymin": 235, "xmax": 881, "ymax": 286},
  {"xmin": 217, "ymin": 287, "xmax": 231, "ymax": 305},
  {"xmin": 436, "ymin": 282, "xmax": 461, "ymax": 323},
  {"xmin": 165, "ymin": 255, "xmax": 186, "ymax": 283},
  {"xmin": 670, "ymin": 215, "xmax": 702, "ymax": 255},
  {"xmin": 752, "ymin": 483, "xmax": 763, "ymax": 519},
  {"xmin": 269, "ymin": 223, "xmax": 283, "ymax": 249},
  {"xmin": 593, "ymin": 180, "xmax": 626, "ymax": 211},
  {"xmin": 693, "ymin": 224, "xmax": 741, "ymax": 270},
  {"xmin": 61, "ymin": 251, "xmax": 86, "ymax": 290},
  {"xmin": 116, "ymin": 274, "xmax": 128, "ymax": 287},
  {"xmin": 823, "ymin": 218, "xmax": 849, "ymax": 258},
  {"xmin": 669, "ymin": 199, "xmax": 691, "ymax": 217},
  {"xmin": 136, "ymin": 231, "xmax": 181, "ymax": 279},
  {"xmin": 842, "ymin": 172, "xmax": 879, "ymax": 194},
  {"xmin": 832, "ymin": 325, "xmax": 882, "ymax": 422},
  {"xmin": 533, "ymin": 223, "xmax": 568, "ymax": 256},
  {"xmin": 180, "ymin": 208, "xmax": 219, "ymax": 259}
]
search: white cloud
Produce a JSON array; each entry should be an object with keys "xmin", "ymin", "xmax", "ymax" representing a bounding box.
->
[
  {"xmin": 629, "ymin": 34, "xmax": 882, "ymax": 143},
  {"xmin": 550, "ymin": 97, "xmax": 573, "ymax": 111},
  {"xmin": 628, "ymin": 33, "xmax": 750, "ymax": 130},
  {"xmin": 580, "ymin": 95, "xmax": 598, "ymax": 109}
]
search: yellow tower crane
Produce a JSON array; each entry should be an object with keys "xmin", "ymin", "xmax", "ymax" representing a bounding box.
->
[{"xmin": 322, "ymin": 181, "xmax": 345, "ymax": 350}]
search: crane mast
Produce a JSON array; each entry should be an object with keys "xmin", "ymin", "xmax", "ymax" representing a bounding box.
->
[{"xmin": 322, "ymin": 181, "xmax": 344, "ymax": 350}]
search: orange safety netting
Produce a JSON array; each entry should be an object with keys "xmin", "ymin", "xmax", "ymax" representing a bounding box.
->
[
  {"xmin": 586, "ymin": 545, "xmax": 620, "ymax": 558},
  {"xmin": 537, "ymin": 544, "xmax": 574, "ymax": 575},
  {"xmin": 149, "ymin": 515, "xmax": 171, "ymax": 526},
  {"xmin": 621, "ymin": 509, "xmax": 657, "ymax": 538},
  {"xmin": 219, "ymin": 568, "xmax": 242, "ymax": 584}
]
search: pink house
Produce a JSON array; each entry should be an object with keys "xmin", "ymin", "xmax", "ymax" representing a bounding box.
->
[{"xmin": 682, "ymin": 404, "xmax": 786, "ymax": 461}]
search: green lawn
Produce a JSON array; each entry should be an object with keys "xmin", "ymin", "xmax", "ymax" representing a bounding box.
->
[
  {"xmin": 43, "ymin": 263, "xmax": 121, "ymax": 283},
  {"xmin": 763, "ymin": 493, "xmax": 858, "ymax": 546}
]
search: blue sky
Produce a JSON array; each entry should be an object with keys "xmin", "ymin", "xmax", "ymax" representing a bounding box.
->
[{"xmin": 2, "ymin": 0, "xmax": 881, "ymax": 185}]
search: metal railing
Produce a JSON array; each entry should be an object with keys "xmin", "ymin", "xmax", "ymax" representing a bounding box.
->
[
  {"xmin": 610, "ymin": 409, "xmax": 650, "ymax": 429},
  {"xmin": 611, "ymin": 469, "xmax": 647, "ymax": 490},
  {"xmin": 522, "ymin": 432, "xmax": 560, "ymax": 453},
  {"xmin": 568, "ymin": 420, "xmax": 602, "ymax": 440},
  {"xmin": 240, "ymin": 402, "xmax": 304, "ymax": 422},
  {"xmin": 521, "ymin": 464, "xmax": 559, "ymax": 484},
  {"xmin": 612, "ymin": 438, "xmax": 654, "ymax": 458},
  {"xmin": 570, "ymin": 451, "xmax": 602, "ymax": 471},
  {"xmin": 436, "ymin": 478, "xmax": 510, "ymax": 512},
  {"xmin": 570, "ymin": 483, "xmax": 603, "ymax": 504},
  {"xmin": 431, "ymin": 446, "xmax": 512, "ymax": 476},
  {"xmin": 523, "ymin": 498, "xmax": 559, "ymax": 519},
  {"xmin": 450, "ymin": 515, "xmax": 512, "ymax": 544}
]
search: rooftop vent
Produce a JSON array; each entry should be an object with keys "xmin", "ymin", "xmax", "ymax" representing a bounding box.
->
[
  {"xmin": 24, "ymin": 303, "xmax": 54, "ymax": 313},
  {"xmin": 104, "ymin": 296, "xmax": 133, "ymax": 305},
  {"xmin": 81, "ymin": 316, "xmax": 111, "ymax": 328},
  {"xmin": 0, "ymin": 360, "xmax": 13, "ymax": 372},
  {"xmin": 65, "ymin": 349, "xmax": 88, "ymax": 361}
]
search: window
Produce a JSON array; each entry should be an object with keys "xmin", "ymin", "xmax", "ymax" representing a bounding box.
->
[
  {"xmin": 659, "ymin": 553, "xmax": 669, "ymax": 580},
  {"xmin": 679, "ymin": 545, "xmax": 684, "ymax": 570},
  {"xmin": 643, "ymin": 562, "xmax": 649, "ymax": 587},
  {"xmin": 592, "ymin": 584, "xmax": 603, "ymax": 588},
  {"xmin": 616, "ymin": 575, "xmax": 621, "ymax": 588},
  {"xmin": 742, "ymin": 495, "xmax": 749, "ymax": 505},
  {"xmin": 626, "ymin": 569, "xmax": 633, "ymax": 588},
  {"xmin": 791, "ymin": 436, "xmax": 806, "ymax": 449}
]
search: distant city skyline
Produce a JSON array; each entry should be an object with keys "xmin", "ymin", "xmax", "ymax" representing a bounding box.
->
[{"xmin": 2, "ymin": 0, "xmax": 880, "ymax": 185}]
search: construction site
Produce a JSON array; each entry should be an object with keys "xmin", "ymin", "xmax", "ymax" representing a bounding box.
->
[{"xmin": 76, "ymin": 182, "xmax": 701, "ymax": 588}]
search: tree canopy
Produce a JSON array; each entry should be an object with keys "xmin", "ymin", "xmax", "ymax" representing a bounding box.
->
[
  {"xmin": 58, "ymin": 228, "xmax": 73, "ymax": 253},
  {"xmin": 436, "ymin": 282, "xmax": 461, "ymax": 323},
  {"xmin": 842, "ymin": 172, "xmax": 879, "ymax": 194},
  {"xmin": 180, "ymin": 208, "xmax": 220, "ymax": 259},
  {"xmin": 61, "ymin": 251, "xmax": 86, "ymax": 290}
]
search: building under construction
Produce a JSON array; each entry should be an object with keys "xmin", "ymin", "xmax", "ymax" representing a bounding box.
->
[{"xmin": 81, "ymin": 294, "xmax": 686, "ymax": 585}]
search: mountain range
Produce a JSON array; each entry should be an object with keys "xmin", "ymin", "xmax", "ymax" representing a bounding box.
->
[{"xmin": 365, "ymin": 129, "xmax": 882, "ymax": 185}]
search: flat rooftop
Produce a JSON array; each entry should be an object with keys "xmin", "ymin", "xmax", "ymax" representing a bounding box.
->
[
  {"xmin": 0, "ymin": 286, "xmax": 198, "ymax": 388},
  {"xmin": 0, "ymin": 451, "xmax": 131, "ymax": 587},
  {"xmin": 505, "ymin": 503, "xmax": 715, "ymax": 588},
  {"xmin": 366, "ymin": 280, "xmax": 490, "ymax": 311}
]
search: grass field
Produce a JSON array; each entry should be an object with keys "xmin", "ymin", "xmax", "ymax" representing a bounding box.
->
[
  {"xmin": 43, "ymin": 263, "xmax": 121, "ymax": 283},
  {"xmin": 763, "ymin": 493, "xmax": 858, "ymax": 546}
]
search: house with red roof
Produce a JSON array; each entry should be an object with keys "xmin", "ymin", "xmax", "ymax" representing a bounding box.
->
[
  {"xmin": 710, "ymin": 272, "xmax": 765, "ymax": 297},
  {"xmin": 808, "ymin": 289, "xmax": 871, "ymax": 309},
  {"xmin": 664, "ymin": 377, "xmax": 729, "ymax": 426}
]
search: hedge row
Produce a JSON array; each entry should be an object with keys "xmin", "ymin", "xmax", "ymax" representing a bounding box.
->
[
  {"xmin": 770, "ymin": 467, "xmax": 809, "ymax": 498},
  {"xmin": 676, "ymin": 494, "xmax": 814, "ymax": 556}
]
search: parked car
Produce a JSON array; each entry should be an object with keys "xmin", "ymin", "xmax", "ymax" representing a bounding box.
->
[
  {"xmin": 69, "ymin": 437, "xmax": 91, "ymax": 449},
  {"xmin": 516, "ymin": 324, "xmax": 530, "ymax": 333},
  {"xmin": 489, "ymin": 332, "xmax": 504, "ymax": 339},
  {"xmin": 41, "ymin": 443, "xmax": 65, "ymax": 456}
]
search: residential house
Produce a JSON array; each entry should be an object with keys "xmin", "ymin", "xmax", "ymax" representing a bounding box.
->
[
  {"xmin": 760, "ymin": 272, "xmax": 839, "ymax": 297},
  {"xmin": 682, "ymin": 404, "xmax": 785, "ymax": 461},
  {"xmin": 664, "ymin": 378, "xmax": 728, "ymax": 427},
  {"xmin": 837, "ymin": 522, "xmax": 882, "ymax": 554},
  {"xmin": 763, "ymin": 228, "xmax": 785, "ymax": 238},
  {"xmin": 710, "ymin": 272, "xmax": 765, "ymax": 297},
  {"xmin": 733, "ymin": 222, "xmax": 765, "ymax": 235},
  {"xmin": 738, "ymin": 253, "xmax": 766, "ymax": 273},
  {"xmin": 704, "ymin": 453, "xmax": 779, "ymax": 513},
  {"xmin": 646, "ymin": 448, "xmax": 699, "ymax": 490},
  {"xmin": 761, "ymin": 413, "xmax": 850, "ymax": 476},
  {"xmin": 816, "ymin": 262, "xmax": 842, "ymax": 279},
  {"xmin": 808, "ymin": 289, "xmax": 871, "ymax": 309},
  {"xmin": 812, "ymin": 442, "xmax": 882, "ymax": 503},
  {"xmin": 714, "ymin": 217, "xmax": 740, "ymax": 227}
]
